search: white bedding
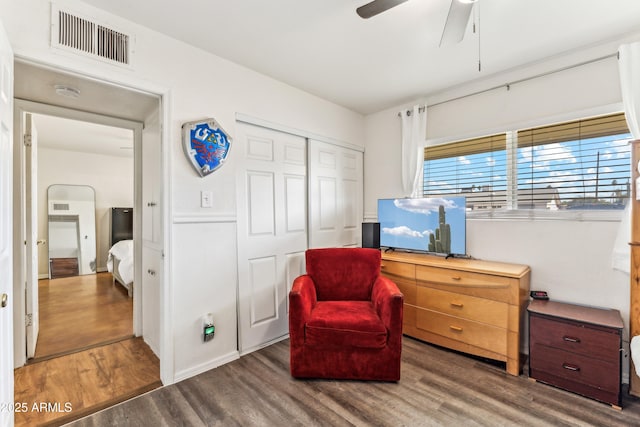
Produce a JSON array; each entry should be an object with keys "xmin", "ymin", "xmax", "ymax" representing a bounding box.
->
[{"xmin": 107, "ymin": 239, "xmax": 134, "ymax": 288}]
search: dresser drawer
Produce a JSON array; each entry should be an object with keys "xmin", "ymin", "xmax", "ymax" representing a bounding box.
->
[
  {"xmin": 530, "ymin": 315, "xmax": 620, "ymax": 361},
  {"xmin": 381, "ymin": 260, "xmax": 415, "ymax": 281},
  {"xmin": 416, "ymin": 309, "xmax": 507, "ymax": 354},
  {"xmin": 416, "ymin": 265, "xmax": 514, "ymax": 303},
  {"xmin": 389, "ymin": 276, "xmax": 417, "ymax": 306},
  {"xmin": 417, "ymin": 287, "xmax": 509, "ymax": 328},
  {"xmin": 530, "ymin": 344, "xmax": 619, "ymax": 393}
]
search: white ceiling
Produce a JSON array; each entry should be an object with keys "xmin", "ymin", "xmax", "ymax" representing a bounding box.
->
[
  {"xmin": 77, "ymin": 0, "xmax": 640, "ymax": 114},
  {"xmin": 14, "ymin": 61, "xmax": 156, "ymax": 157},
  {"xmin": 33, "ymin": 114, "xmax": 134, "ymax": 158}
]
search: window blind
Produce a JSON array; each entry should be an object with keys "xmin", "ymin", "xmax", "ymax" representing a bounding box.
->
[
  {"xmin": 423, "ymin": 134, "xmax": 508, "ymax": 210},
  {"xmin": 516, "ymin": 113, "xmax": 630, "ymax": 210}
]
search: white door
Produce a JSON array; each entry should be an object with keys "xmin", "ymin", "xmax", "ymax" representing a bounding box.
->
[
  {"xmin": 140, "ymin": 109, "xmax": 162, "ymax": 353},
  {"xmin": 0, "ymin": 20, "xmax": 14, "ymax": 427},
  {"xmin": 236, "ymin": 122, "xmax": 307, "ymax": 354},
  {"xmin": 308, "ymin": 139, "xmax": 363, "ymax": 248},
  {"xmin": 24, "ymin": 113, "xmax": 39, "ymax": 358}
]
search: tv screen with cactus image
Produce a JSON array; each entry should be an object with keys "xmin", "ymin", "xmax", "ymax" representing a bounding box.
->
[{"xmin": 377, "ymin": 197, "xmax": 466, "ymax": 256}]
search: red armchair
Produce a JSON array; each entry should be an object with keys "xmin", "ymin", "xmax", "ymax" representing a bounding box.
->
[{"xmin": 289, "ymin": 248, "xmax": 403, "ymax": 381}]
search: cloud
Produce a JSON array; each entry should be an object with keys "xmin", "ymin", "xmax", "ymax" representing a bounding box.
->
[
  {"xmin": 382, "ymin": 226, "xmax": 431, "ymax": 239},
  {"xmin": 393, "ymin": 197, "xmax": 458, "ymax": 214}
]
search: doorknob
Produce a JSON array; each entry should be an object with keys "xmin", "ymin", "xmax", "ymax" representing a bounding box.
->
[
  {"xmin": 1, "ymin": 293, "xmax": 7, "ymax": 308},
  {"xmin": 37, "ymin": 240, "xmax": 46, "ymax": 245}
]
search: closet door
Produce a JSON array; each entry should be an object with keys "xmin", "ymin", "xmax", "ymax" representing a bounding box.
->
[
  {"xmin": 308, "ymin": 139, "xmax": 363, "ymax": 248},
  {"xmin": 236, "ymin": 122, "xmax": 307, "ymax": 354}
]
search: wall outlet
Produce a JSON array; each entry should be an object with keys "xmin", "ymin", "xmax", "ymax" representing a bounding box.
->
[{"xmin": 201, "ymin": 190, "xmax": 213, "ymax": 208}]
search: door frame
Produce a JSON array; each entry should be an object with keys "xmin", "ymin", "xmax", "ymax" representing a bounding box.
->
[
  {"xmin": 11, "ymin": 64, "xmax": 175, "ymax": 385},
  {"xmin": 13, "ymin": 100, "xmax": 142, "ymax": 360}
]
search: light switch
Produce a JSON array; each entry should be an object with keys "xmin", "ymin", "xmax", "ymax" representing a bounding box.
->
[{"xmin": 201, "ymin": 190, "xmax": 213, "ymax": 208}]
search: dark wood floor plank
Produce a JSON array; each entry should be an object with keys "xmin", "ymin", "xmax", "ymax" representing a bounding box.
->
[{"xmin": 68, "ymin": 336, "xmax": 640, "ymax": 426}]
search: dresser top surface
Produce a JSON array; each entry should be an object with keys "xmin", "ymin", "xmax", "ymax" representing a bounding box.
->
[
  {"xmin": 381, "ymin": 251, "xmax": 530, "ymax": 278},
  {"xmin": 528, "ymin": 299, "xmax": 623, "ymax": 329}
]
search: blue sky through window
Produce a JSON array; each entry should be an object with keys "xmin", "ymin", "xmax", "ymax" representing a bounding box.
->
[{"xmin": 424, "ymin": 133, "xmax": 631, "ymax": 209}]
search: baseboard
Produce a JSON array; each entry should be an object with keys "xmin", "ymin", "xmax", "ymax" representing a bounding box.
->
[
  {"xmin": 173, "ymin": 350, "xmax": 240, "ymax": 383},
  {"xmin": 239, "ymin": 334, "xmax": 289, "ymax": 357}
]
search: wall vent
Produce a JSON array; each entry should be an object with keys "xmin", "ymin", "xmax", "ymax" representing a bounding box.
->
[{"xmin": 52, "ymin": 6, "xmax": 133, "ymax": 66}]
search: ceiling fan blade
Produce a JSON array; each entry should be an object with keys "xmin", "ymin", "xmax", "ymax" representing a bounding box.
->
[
  {"xmin": 356, "ymin": 0, "xmax": 409, "ymax": 19},
  {"xmin": 439, "ymin": 0, "xmax": 475, "ymax": 47}
]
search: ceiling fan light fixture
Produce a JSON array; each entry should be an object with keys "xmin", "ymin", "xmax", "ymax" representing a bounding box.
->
[{"xmin": 54, "ymin": 84, "xmax": 81, "ymax": 99}]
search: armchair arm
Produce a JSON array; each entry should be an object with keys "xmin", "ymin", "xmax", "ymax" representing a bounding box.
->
[
  {"xmin": 288, "ymin": 275, "xmax": 317, "ymax": 347},
  {"xmin": 371, "ymin": 276, "xmax": 404, "ymax": 346}
]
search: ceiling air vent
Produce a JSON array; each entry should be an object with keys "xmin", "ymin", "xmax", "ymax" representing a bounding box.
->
[{"xmin": 52, "ymin": 7, "xmax": 132, "ymax": 66}]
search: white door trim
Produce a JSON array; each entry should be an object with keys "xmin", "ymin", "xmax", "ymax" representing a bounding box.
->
[
  {"xmin": 12, "ymin": 99, "xmax": 144, "ymax": 365},
  {"xmin": 12, "ymin": 84, "xmax": 175, "ymax": 385}
]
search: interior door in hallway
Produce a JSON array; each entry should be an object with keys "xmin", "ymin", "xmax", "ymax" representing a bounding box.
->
[
  {"xmin": 24, "ymin": 113, "xmax": 39, "ymax": 359},
  {"xmin": 236, "ymin": 122, "xmax": 307, "ymax": 354},
  {"xmin": 0, "ymin": 19, "xmax": 13, "ymax": 427}
]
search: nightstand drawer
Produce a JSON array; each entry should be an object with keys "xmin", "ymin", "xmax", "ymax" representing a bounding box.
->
[
  {"xmin": 530, "ymin": 344, "xmax": 619, "ymax": 393},
  {"xmin": 530, "ymin": 315, "xmax": 620, "ymax": 361},
  {"xmin": 416, "ymin": 309, "xmax": 507, "ymax": 354},
  {"xmin": 417, "ymin": 287, "xmax": 508, "ymax": 328}
]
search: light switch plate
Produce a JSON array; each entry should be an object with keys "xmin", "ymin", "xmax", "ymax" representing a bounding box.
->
[{"xmin": 201, "ymin": 190, "xmax": 213, "ymax": 208}]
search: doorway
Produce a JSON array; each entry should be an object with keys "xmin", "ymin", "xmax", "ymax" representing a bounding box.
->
[
  {"xmin": 12, "ymin": 60, "xmax": 165, "ymax": 372},
  {"xmin": 29, "ymin": 114, "xmax": 135, "ymax": 361}
]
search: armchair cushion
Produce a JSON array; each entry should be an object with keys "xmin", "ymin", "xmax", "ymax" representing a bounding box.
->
[{"xmin": 305, "ymin": 301, "xmax": 387, "ymax": 349}]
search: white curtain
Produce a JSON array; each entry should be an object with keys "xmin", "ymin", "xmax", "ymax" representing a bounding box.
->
[
  {"xmin": 400, "ymin": 104, "xmax": 427, "ymax": 198},
  {"xmin": 612, "ymin": 41, "xmax": 640, "ymax": 274}
]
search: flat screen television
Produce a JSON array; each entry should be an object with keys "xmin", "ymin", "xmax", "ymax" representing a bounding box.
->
[{"xmin": 377, "ymin": 197, "xmax": 466, "ymax": 256}]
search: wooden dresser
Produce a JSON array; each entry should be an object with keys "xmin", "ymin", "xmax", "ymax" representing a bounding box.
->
[
  {"xmin": 528, "ymin": 299, "xmax": 623, "ymax": 408},
  {"xmin": 380, "ymin": 251, "xmax": 530, "ymax": 376}
]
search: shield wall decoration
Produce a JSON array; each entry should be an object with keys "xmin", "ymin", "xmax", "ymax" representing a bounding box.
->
[{"xmin": 182, "ymin": 118, "xmax": 232, "ymax": 177}]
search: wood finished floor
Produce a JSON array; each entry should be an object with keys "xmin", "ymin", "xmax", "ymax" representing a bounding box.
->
[
  {"xmin": 13, "ymin": 272, "xmax": 159, "ymax": 426},
  {"xmin": 14, "ymin": 338, "xmax": 161, "ymax": 427},
  {"xmin": 34, "ymin": 272, "xmax": 133, "ymax": 359},
  {"xmin": 71, "ymin": 337, "xmax": 640, "ymax": 427}
]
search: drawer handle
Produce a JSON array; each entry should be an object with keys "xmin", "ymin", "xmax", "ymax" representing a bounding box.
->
[
  {"xmin": 450, "ymin": 302, "xmax": 464, "ymax": 308},
  {"xmin": 449, "ymin": 325, "xmax": 463, "ymax": 332},
  {"xmin": 562, "ymin": 363, "xmax": 580, "ymax": 372},
  {"xmin": 563, "ymin": 336, "xmax": 581, "ymax": 343},
  {"xmin": 451, "ymin": 276, "xmax": 462, "ymax": 281}
]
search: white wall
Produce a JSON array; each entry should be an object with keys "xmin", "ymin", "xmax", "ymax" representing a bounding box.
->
[
  {"xmin": 364, "ymin": 39, "xmax": 636, "ymax": 379},
  {"xmin": 0, "ymin": 0, "xmax": 364, "ymax": 382},
  {"xmin": 38, "ymin": 147, "xmax": 133, "ymax": 276}
]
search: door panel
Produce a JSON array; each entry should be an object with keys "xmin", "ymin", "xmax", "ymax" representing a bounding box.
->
[
  {"xmin": 308, "ymin": 140, "xmax": 363, "ymax": 248},
  {"xmin": 237, "ymin": 122, "xmax": 307, "ymax": 354},
  {"xmin": 140, "ymin": 109, "xmax": 162, "ymax": 348},
  {"xmin": 24, "ymin": 113, "xmax": 38, "ymax": 358},
  {"xmin": 0, "ymin": 20, "xmax": 13, "ymax": 427}
]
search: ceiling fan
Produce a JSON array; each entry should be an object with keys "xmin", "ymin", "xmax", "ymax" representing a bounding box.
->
[{"xmin": 356, "ymin": 0, "xmax": 478, "ymax": 47}]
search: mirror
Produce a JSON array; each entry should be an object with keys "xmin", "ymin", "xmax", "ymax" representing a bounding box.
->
[{"xmin": 47, "ymin": 184, "xmax": 97, "ymax": 279}]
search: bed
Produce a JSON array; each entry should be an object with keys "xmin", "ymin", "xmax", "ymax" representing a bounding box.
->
[
  {"xmin": 107, "ymin": 207, "xmax": 134, "ymax": 296},
  {"xmin": 107, "ymin": 239, "xmax": 134, "ymax": 296}
]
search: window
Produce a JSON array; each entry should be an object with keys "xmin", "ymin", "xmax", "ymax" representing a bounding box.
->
[{"xmin": 423, "ymin": 112, "xmax": 632, "ymax": 212}]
